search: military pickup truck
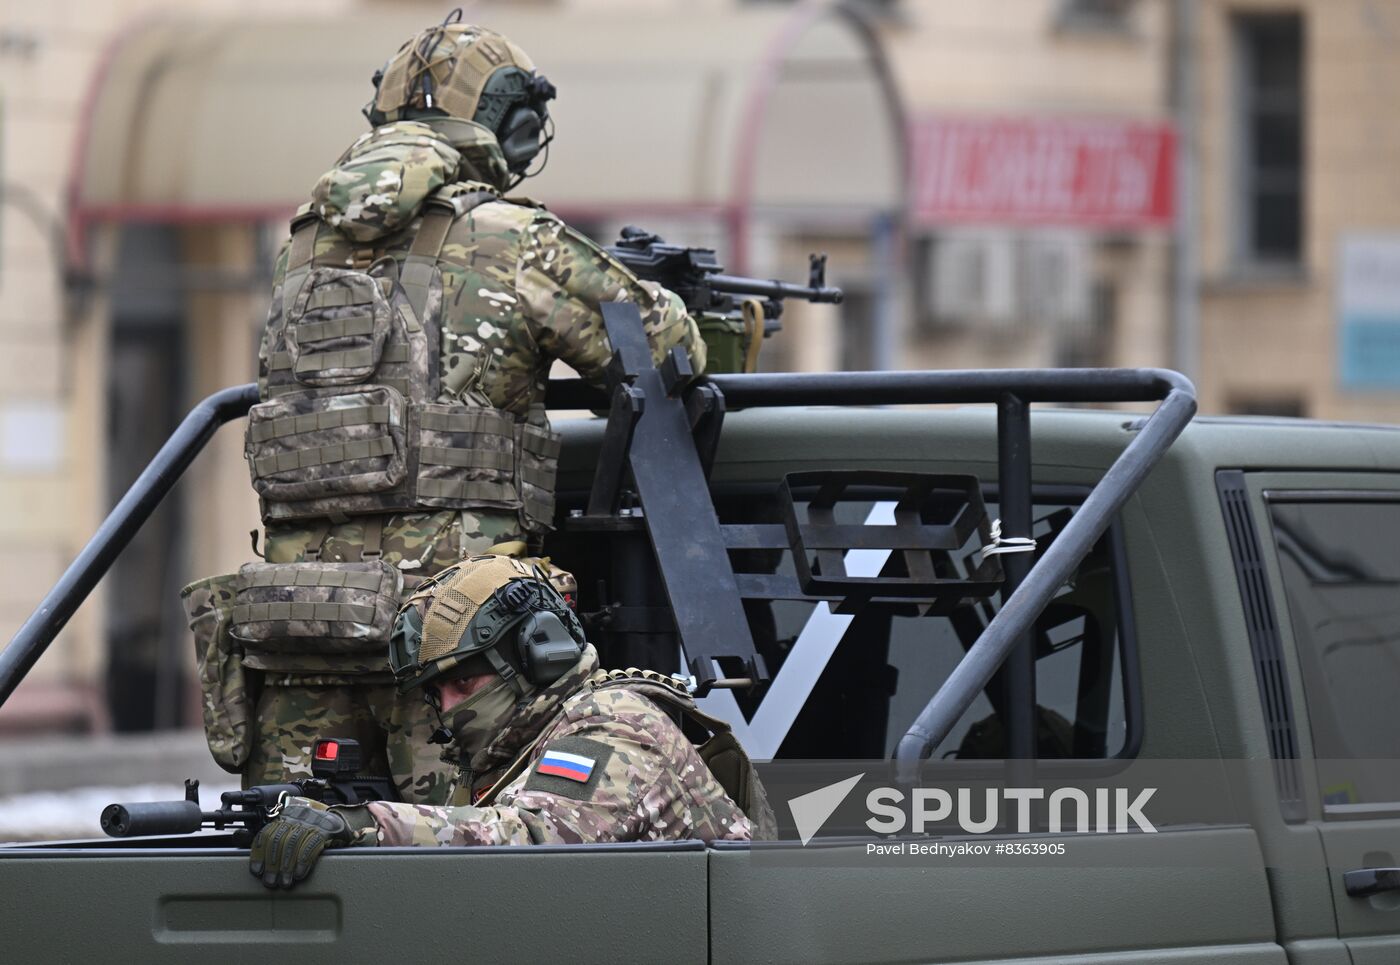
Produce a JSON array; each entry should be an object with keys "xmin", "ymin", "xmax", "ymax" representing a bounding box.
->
[{"xmin": 0, "ymin": 345, "xmax": 1397, "ymax": 964}]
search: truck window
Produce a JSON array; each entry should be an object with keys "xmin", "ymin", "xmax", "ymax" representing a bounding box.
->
[
  {"xmin": 1269, "ymin": 498, "xmax": 1400, "ymax": 806},
  {"xmin": 717, "ymin": 493, "xmax": 1134, "ymax": 761}
]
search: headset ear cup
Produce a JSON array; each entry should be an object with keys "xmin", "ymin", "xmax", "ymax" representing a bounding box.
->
[
  {"xmin": 516, "ymin": 611, "xmax": 583, "ymax": 686},
  {"xmin": 498, "ymin": 106, "xmax": 544, "ymax": 172}
]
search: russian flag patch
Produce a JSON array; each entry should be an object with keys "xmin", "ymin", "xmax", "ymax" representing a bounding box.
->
[
  {"xmin": 536, "ymin": 749, "xmax": 596, "ymax": 783},
  {"xmin": 526, "ymin": 736, "xmax": 613, "ymax": 799}
]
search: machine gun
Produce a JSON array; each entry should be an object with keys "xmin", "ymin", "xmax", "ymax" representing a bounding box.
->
[
  {"xmin": 606, "ymin": 225, "xmax": 843, "ymax": 372},
  {"xmin": 99, "ymin": 738, "xmax": 392, "ymax": 846}
]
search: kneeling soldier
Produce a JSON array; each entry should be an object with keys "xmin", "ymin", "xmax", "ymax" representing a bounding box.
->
[{"xmin": 250, "ymin": 555, "xmax": 765, "ymax": 889}]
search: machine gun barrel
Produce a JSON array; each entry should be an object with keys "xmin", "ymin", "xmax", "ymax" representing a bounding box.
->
[
  {"xmin": 707, "ymin": 273, "xmax": 844, "ymax": 304},
  {"xmin": 606, "ymin": 226, "xmax": 844, "ymax": 316}
]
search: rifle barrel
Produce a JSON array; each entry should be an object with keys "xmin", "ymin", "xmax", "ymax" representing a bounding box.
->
[
  {"xmin": 223, "ymin": 784, "xmax": 309, "ymax": 807},
  {"xmin": 708, "ymin": 273, "xmax": 844, "ymax": 304},
  {"xmin": 100, "ymin": 800, "xmax": 204, "ymax": 838}
]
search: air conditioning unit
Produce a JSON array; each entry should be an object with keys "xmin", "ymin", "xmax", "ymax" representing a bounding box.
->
[
  {"xmin": 1018, "ymin": 232, "xmax": 1091, "ymax": 337},
  {"xmin": 923, "ymin": 231, "xmax": 1018, "ymax": 331}
]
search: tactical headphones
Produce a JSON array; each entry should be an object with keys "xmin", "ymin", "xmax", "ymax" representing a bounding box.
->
[
  {"xmin": 390, "ymin": 569, "xmax": 585, "ymax": 696},
  {"xmin": 498, "ymin": 579, "xmax": 583, "ymax": 687},
  {"xmin": 475, "ymin": 67, "xmax": 557, "ymax": 175},
  {"xmin": 363, "ymin": 10, "xmax": 557, "ymax": 181}
]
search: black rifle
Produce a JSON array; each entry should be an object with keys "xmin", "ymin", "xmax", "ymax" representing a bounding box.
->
[
  {"xmin": 100, "ymin": 738, "xmax": 393, "ymax": 846},
  {"xmin": 606, "ymin": 225, "xmax": 843, "ymax": 338}
]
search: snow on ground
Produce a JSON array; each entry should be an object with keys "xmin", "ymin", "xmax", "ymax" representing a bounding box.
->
[{"xmin": 0, "ymin": 782, "xmax": 240, "ymax": 842}]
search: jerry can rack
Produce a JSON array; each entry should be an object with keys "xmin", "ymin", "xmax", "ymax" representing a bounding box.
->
[{"xmin": 0, "ymin": 300, "xmax": 1195, "ymax": 773}]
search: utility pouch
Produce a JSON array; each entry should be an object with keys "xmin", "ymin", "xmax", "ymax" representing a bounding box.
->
[
  {"xmin": 516, "ymin": 419, "xmax": 563, "ymax": 533},
  {"xmin": 181, "ymin": 573, "xmax": 253, "ymax": 774},
  {"xmin": 414, "ymin": 403, "xmax": 520, "ymax": 510},
  {"xmin": 229, "ymin": 561, "xmax": 404, "ymax": 663},
  {"xmin": 283, "ymin": 267, "xmax": 394, "ymax": 386},
  {"xmin": 246, "ymin": 385, "xmax": 409, "ymax": 519}
]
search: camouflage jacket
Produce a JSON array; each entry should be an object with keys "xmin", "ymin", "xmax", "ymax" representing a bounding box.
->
[
  {"xmin": 260, "ymin": 118, "xmax": 704, "ymax": 422},
  {"xmin": 259, "ymin": 118, "xmax": 706, "ymax": 571},
  {"xmin": 344, "ymin": 646, "xmax": 752, "ymax": 846}
]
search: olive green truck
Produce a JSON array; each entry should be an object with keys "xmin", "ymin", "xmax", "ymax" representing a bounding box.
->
[{"xmin": 0, "ymin": 362, "xmax": 1398, "ymax": 965}]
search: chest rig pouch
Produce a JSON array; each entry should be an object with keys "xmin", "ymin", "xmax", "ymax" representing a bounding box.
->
[{"xmin": 249, "ymin": 187, "xmax": 561, "ymax": 532}]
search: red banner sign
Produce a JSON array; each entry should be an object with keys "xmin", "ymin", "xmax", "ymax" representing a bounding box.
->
[{"xmin": 911, "ymin": 116, "xmax": 1176, "ymax": 228}]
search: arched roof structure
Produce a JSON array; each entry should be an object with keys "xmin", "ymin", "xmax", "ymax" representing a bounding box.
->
[{"xmin": 69, "ymin": 3, "xmax": 906, "ymax": 266}]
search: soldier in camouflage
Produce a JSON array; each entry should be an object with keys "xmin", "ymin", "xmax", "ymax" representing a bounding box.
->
[
  {"xmin": 217, "ymin": 14, "xmax": 705, "ymax": 806},
  {"xmin": 249, "ymin": 556, "xmax": 755, "ymax": 890}
]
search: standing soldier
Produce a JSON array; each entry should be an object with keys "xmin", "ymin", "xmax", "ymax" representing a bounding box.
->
[{"xmin": 183, "ymin": 13, "xmax": 705, "ymax": 805}]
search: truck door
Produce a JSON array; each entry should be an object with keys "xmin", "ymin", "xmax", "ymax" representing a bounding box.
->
[{"xmin": 1253, "ymin": 473, "xmax": 1400, "ymax": 964}]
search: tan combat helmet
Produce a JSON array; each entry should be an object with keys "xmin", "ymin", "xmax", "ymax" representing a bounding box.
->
[
  {"xmin": 364, "ymin": 9, "xmax": 557, "ymax": 178},
  {"xmin": 389, "ymin": 556, "xmax": 586, "ymax": 696}
]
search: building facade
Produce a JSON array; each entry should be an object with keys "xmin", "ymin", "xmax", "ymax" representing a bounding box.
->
[
  {"xmin": 0, "ymin": 0, "xmax": 1396, "ymax": 734},
  {"xmin": 1195, "ymin": 0, "xmax": 1400, "ymax": 423}
]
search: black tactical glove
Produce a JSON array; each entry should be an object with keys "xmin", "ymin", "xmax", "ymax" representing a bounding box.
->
[{"xmin": 249, "ymin": 798, "xmax": 354, "ymax": 890}]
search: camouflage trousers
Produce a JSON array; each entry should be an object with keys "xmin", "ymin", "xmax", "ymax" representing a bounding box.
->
[
  {"xmin": 243, "ymin": 508, "xmax": 530, "ymax": 805},
  {"xmin": 244, "ymin": 679, "xmax": 452, "ymax": 804}
]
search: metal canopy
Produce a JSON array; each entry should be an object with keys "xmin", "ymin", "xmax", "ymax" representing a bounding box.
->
[{"xmin": 70, "ymin": 4, "xmax": 903, "ymax": 230}]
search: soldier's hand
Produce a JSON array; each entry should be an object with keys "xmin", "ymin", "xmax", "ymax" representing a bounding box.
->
[{"xmin": 249, "ymin": 797, "xmax": 353, "ymax": 890}]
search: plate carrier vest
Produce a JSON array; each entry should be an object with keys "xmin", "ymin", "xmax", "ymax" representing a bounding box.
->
[{"xmin": 246, "ymin": 187, "xmax": 561, "ymax": 535}]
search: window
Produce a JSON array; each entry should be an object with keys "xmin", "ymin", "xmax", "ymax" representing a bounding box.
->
[
  {"xmin": 1055, "ymin": 0, "xmax": 1136, "ymax": 36},
  {"xmin": 1269, "ymin": 497, "xmax": 1400, "ymax": 805},
  {"xmin": 1234, "ymin": 13, "xmax": 1305, "ymax": 268},
  {"xmin": 1227, "ymin": 395, "xmax": 1306, "ymax": 419},
  {"xmin": 1054, "ymin": 279, "xmax": 1115, "ymax": 369},
  {"xmin": 716, "ymin": 492, "xmax": 1134, "ymax": 761}
]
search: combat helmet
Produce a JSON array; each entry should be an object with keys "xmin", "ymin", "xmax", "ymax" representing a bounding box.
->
[
  {"xmin": 364, "ymin": 9, "xmax": 557, "ymax": 178},
  {"xmin": 389, "ymin": 555, "xmax": 586, "ymax": 696}
]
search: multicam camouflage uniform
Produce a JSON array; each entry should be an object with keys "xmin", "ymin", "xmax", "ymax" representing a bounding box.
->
[
  {"xmin": 242, "ymin": 117, "xmax": 704, "ymax": 803},
  {"xmin": 181, "ymin": 575, "xmax": 252, "ymax": 771},
  {"xmin": 340, "ymin": 645, "xmax": 752, "ymax": 846}
]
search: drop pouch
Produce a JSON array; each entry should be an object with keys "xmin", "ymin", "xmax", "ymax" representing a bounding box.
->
[
  {"xmin": 228, "ymin": 560, "xmax": 404, "ymax": 673},
  {"xmin": 181, "ymin": 573, "xmax": 255, "ymax": 774}
]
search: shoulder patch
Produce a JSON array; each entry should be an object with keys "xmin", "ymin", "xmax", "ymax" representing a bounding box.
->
[{"xmin": 524, "ymin": 735, "xmax": 613, "ymax": 802}]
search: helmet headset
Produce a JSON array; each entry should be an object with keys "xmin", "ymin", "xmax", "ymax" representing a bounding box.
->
[
  {"xmin": 363, "ymin": 10, "xmax": 557, "ymax": 188},
  {"xmin": 389, "ymin": 557, "xmax": 586, "ymax": 697}
]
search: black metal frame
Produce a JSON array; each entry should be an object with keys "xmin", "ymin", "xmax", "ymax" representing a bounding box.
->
[
  {"xmin": 658, "ymin": 479, "xmax": 1147, "ymax": 767},
  {"xmin": 0, "ymin": 335, "xmax": 1194, "ymax": 777},
  {"xmin": 690, "ymin": 472, "xmax": 1005, "ymax": 613}
]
